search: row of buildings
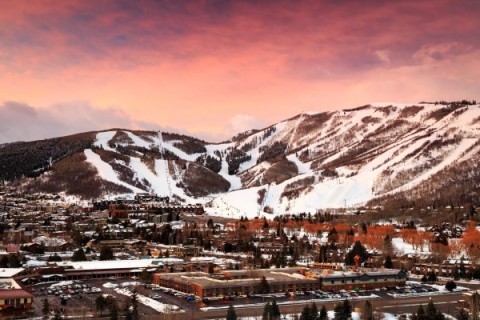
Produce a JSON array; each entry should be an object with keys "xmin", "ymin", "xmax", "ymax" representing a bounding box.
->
[{"xmin": 153, "ymin": 267, "xmax": 407, "ymax": 298}]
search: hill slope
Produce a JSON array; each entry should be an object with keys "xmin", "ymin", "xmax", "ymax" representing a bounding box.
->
[{"xmin": 2, "ymin": 101, "xmax": 480, "ymax": 217}]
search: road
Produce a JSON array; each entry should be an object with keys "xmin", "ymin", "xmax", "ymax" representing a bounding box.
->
[
  {"xmin": 153, "ymin": 292, "xmax": 468, "ymax": 320},
  {"xmin": 375, "ymin": 293, "xmax": 465, "ymax": 317},
  {"xmin": 31, "ymin": 278, "xmax": 478, "ymax": 319}
]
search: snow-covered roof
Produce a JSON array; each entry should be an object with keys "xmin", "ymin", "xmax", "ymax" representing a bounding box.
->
[
  {"xmin": 0, "ymin": 268, "xmax": 24, "ymax": 278},
  {"xmin": 57, "ymin": 259, "xmax": 164, "ymax": 270}
]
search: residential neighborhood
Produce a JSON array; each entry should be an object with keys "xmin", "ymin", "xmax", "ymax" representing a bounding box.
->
[{"xmin": 1, "ymin": 186, "xmax": 479, "ymax": 319}]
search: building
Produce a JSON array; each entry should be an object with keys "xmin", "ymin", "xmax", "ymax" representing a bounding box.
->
[
  {"xmin": 0, "ymin": 279, "xmax": 33, "ymax": 311},
  {"xmin": 153, "ymin": 267, "xmax": 408, "ymax": 298},
  {"xmin": 154, "ymin": 268, "xmax": 318, "ymax": 298},
  {"xmin": 37, "ymin": 259, "xmax": 167, "ymax": 281},
  {"xmin": 316, "ymin": 269, "xmax": 407, "ymax": 291}
]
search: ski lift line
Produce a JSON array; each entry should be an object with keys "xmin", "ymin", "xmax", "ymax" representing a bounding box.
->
[
  {"xmin": 286, "ymin": 113, "xmax": 304, "ymax": 153},
  {"xmin": 158, "ymin": 131, "xmax": 172, "ymax": 198}
]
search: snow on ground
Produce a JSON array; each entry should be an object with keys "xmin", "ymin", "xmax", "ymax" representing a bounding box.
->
[
  {"xmin": 84, "ymin": 149, "xmax": 144, "ymax": 194},
  {"xmin": 102, "ymin": 282, "xmax": 117, "ymax": 289},
  {"xmin": 120, "ymin": 281, "xmax": 143, "ymax": 287},
  {"xmin": 382, "ymin": 314, "xmax": 399, "ymax": 320},
  {"xmin": 124, "ymin": 131, "xmax": 153, "ymax": 149},
  {"xmin": 219, "ymin": 159, "xmax": 242, "ymax": 191},
  {"xmin": 128, "ymin": 157, "xmax": 175, "ymax": 198},
  {"xmin": 392, "ymin": 237, "xmax": 431, "ymax": 256},
  {"xmin": 77, "ymin": 105, "xmax": 480, "ymax": 219},
  {"xmin": 114, "ymin": 287, "xmax": 183, "ymax": 313},
  {"xmin": 286, "ymin": 154, "xmax": 311, "ymax": 174},
  {"xmin": 205, "ymin": 186, "xmax": 263, "ymax": 218},
  {"xmin": 387, "ymin": 137, "xmax": 477, "ymax": 195},
  {"xmin": 428, "ymin": 283, "xmax": 469, "ymax": 293},
  {"xmin": 154, "ymin": 132, "xmax": 198, "ymax": 162},
  {"xmin": 93, "ymin": 131, "xmax": 117, "ymax": 151}
]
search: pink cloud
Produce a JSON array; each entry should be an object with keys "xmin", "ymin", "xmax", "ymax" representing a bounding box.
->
[{"xmin": 0, "ymin": 1, "xmax": 479, "ymax": 142}]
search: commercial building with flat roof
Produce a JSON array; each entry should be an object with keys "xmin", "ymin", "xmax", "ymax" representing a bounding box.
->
[{"xmin": 153, "ymin": 268, "xmax": 407, "ymax": 298}]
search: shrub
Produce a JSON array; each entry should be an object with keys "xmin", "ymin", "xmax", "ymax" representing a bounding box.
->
[{"xmin": 445, "ymin": 280, "xmax": 457, "ymax": 291}]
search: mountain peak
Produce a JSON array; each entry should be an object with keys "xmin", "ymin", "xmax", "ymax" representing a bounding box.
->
[{"xmin": 2, "ymin": 101, "xmax": 480, "ymax": 218}]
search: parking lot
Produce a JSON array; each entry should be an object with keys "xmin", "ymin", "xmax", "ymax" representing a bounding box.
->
[
  {"xmin": 28, "ymin": 277, "xmax": 470, "ymax": 319},
  {"xmin": 31, "ymin": 280, "xmax": 111, "ymax": 318}
]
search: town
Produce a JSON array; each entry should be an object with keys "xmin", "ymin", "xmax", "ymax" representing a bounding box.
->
[{"xmin": 1, "ymin": 186, "xmax": 479, "ymax": 320}]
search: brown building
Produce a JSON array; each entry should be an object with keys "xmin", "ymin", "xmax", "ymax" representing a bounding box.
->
[
  {"xmin": 317, "ymin": 269, "xmax": 407, "ymax": 292},
  {"xmin": 154, "ymin": 268, "xmax": 318, "ymax": 298},
  {"xmin": 153, "ymin": 268, "xmax": 408, "ymax": 298}
]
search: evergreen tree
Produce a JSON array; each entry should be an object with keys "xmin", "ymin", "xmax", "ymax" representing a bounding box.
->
[
  {"xmin": 0, "ymin": 256, "xmax": 8, "ymax": 268},
  {"xmin": 361, "ymin": 223, "xmax": 368, "ymax": 234},
  {"xmin": 72, "ymin": 247, "xmax": 87, "ymax": 261},
  {"xmin": 416, "ymin": 305, "xmax": 427, "ymax": 320},
  {"xmin": 319, "ymin": 305, "xmax": 328, "ymax": 320},
  {"xmin": 383, "ymin": 234, "xmax": 393, "ymax": 255},
  {"xmin": 342, "ymin": 299, "xmax": 352, "ymax": 318},
  {"xmin": 457, "ymin": 308, "xmax": 469, "ymax": 320},
  {"xmin": 445, "ymin": 280, "xmax": 457, "ymax": 291},
  {"xmin": 263, "ymin": 217, "xmax": 269, "ymax": 229},
  {"xmin": 345, "ymin": 241, "xmax": 368, "ymax": 265},
  {"xmin": 99, "ymin": 246, "xmax": 114, "ymax": 260},
  {"xmin": 427, "ymin": 272, "xmax": 437, "ymax": 283},
  {"xmin": 226, "ymin": 304, "xmax": 237, "ymax": 320},
  {"xmin": 384, "ymin": 255, "xmax": 394, "ymax": 269},
  {"xmin": 96, "ymin": 295, "xmax": 107, "ymax": 315},
  {"xmin": 270, "ymin": 299, "xmax": 281, "ymax": 320},
  {"xmin": 107, "ymin": 297, "xmax": 118, "ymax": 320},
  {"xmin": 8, "ymin": 254, "xmax": 20, "ymax": 267},
  {"xmin": 52, "ymin": 309, "xmax": 63, "ymax": 320},
  {"xmin": 42, "ymin": 298, "xmax": 50, "ymax": 319},
  {"xmin": 130, "ymin": 289, "xmax": 139, "ymax": 320},
  {"xmin": 435, "ymin": 311, "xmax": 446, "ymax": 320},
  {"xmin": 262, "ymin": 302, "xmax": 272, "ymax": 320},
  {"xmin": 426, "ymin": 299, "xmax": 437, "ymax": 319},
  {"xmin": 48, "ymin": 253, "xmax": 62, "ymax": 262},
  {"xmin": 334, "ymin": 299, "xmax": 352, "ymax": 320},
  {"xmin": 258, "ymin": 276, "xmax": 270, "ymax": 294},
  {"xmin": 310, "ymin": 303, "xmax": 318, "ymax": 320},
  {"xmin": 300, "ymin": 304, "xmax": 311, "ymax": 320}
]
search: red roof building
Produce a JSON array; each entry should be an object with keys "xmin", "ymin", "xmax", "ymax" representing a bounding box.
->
[{"xmin": 0, "ymin": 279, "xmax": 33, "ymax": 311}]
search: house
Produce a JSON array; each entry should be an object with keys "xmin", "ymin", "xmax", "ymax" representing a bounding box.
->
[{"xmin": 0, "ymin": 279, "xmax": 33, "ymax": 311}]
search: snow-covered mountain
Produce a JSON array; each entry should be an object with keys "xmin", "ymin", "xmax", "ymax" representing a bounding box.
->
[{"xmin": 3, "ymin": 101, "xmax": 480, "ymax": 218}]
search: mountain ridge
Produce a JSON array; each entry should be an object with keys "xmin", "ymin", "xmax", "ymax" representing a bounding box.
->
[{"xmin": 2, "ymin": 100, "xmax": 479, "ymax": 218}]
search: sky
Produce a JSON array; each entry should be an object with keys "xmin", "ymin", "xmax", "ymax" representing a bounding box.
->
[{"xmin": 1, "ymin": 0, "xmax": 479, "ymax": 143}]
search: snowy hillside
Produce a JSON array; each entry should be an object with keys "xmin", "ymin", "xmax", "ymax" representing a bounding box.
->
[{"xmin": 9, "ymin": 101, "xmax": 480, "ymax": 218}]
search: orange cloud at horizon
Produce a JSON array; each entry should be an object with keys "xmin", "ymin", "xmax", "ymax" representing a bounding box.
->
[{"xmin": 0, "ymin": 0, "xmax": 479, "ymax": 142}]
